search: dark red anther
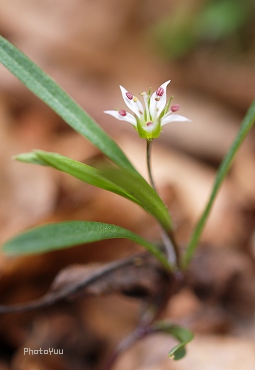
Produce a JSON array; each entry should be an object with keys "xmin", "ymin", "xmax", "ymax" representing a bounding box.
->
[
  {"xmin": 156, "ymin": 87, "xmax": 164, "ymax": 97},
  {"xmin": 119, "ymin": 109, "xmax": 127, "ymax": 116},
  {"xmin": 126, "ymin": 92, "xmax": 133, "ymax": 100},
  {"xmin": 146, "ymin": 121, "xmax": 153, "ymax": 126},
  {"xmin": 171, "ymin": 104, "xmax": 180, "ymax": 112}
]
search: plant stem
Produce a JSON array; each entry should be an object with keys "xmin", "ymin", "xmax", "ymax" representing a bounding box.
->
[
  {"xmin": 0, "ymin": 253, "xmax": 151, "ymax": 314},
  {"xmin": 146, "ymin": 139, "xmax": 157, "ymax": 191},
  {"xmin": 146, "ymin": 139, "xmax": 180, "ymax": 267},
  {"xmin": 102, "ymin": 325, "xmax": 155, "ymax": 370}
]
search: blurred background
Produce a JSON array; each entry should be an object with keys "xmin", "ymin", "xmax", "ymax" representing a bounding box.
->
[{"xmin": 0, "ymin": 0, "xmax": 255, "ymax": 369}]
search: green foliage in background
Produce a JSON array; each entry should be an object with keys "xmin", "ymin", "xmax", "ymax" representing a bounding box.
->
[{"xmin": 151, "ymin": 0, "xmax": 253, "ymax": 59}]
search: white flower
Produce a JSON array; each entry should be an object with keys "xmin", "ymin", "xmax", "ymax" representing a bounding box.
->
[{"xmin": 104, "ymin": 80, "xmax": 190, "ymax": 140}]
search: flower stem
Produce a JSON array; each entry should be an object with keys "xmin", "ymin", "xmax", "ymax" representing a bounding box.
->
[
  {"xmin": 146, "ymin": 140, "xmax": 180, "ymax": 267},
  {"xmin": 146, "ymin": 139, "xmax": 157, "ymax": 191}
]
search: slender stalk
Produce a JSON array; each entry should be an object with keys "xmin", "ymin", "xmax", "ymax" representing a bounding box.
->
[
  {"xmin": 102, "ymin": 320, "xmax": 190, "ymax": 370},
  {"xmin": 146, "ymin": 140, "xmax": 180, "ymax": 267},
  {"xmin": 103, "ymin": 325, "xmax": 156, "ymax": 370},
  {"xmin": 146, "ymin": 139, "xmax": 157, "ymax": 191},
  {"xmin": 0, "ymin": 253, "xmax": 150, "ymax": 314}
]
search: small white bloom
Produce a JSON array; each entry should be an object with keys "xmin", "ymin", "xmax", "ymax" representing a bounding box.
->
[{"xmin": 104, "ymin": 80, "xmax": 190, "ymax": 139}]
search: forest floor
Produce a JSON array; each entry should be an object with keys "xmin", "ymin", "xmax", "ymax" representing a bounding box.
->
[{"xmin": 0, "ymin": 1, "xmax": 255, "ymax": 369}]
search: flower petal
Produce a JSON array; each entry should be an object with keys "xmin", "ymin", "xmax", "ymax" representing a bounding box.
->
[
  {"xmin": 119, "ymin": 86, "xmax": 144, "ymax": 118},
  {"xmin": 104, "ymin": 110, "xmax": 137, "ymax": 127},
  {"xmin": 161, "ymin": 113, "xmax": 191, "ymax": 126},
  {"xmin": 150, "ymin": 80, "xmax": 171, "ymax": 120}
]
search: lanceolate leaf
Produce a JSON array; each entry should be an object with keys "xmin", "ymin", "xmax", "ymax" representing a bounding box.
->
[
  {"xmin": 0, "ymin": 36, "xmax": 135, "ymax": 173},
  {"xmin": 182, "ymin": 100, "xmax": 255, "ymax": 268},
  {"xmin": 16, "ymin": 151, "xmax": 138, "ymax": 203},
  {"xmin": 2, "ymin": 221, "xmax": 170, "ymax": 270},
  {"xmin": 15, "ymin": 151, "xmax": 173, "ymax": 232},
  {"xmin": 154, "ymin": 321, "xmax": 194, "ymax": 360}
]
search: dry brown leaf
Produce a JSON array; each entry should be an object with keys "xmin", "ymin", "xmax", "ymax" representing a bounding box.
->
[
  {"xmin": 186, "ymin": 247, "xmax": 255, "ymax": 316},
  {"xmin": 51, "ymin": 255, "xmax": 172, "ymax": 302},
  {"xmin": 12, "ymin": 313, "xmax": 104, "ymax": 370}
]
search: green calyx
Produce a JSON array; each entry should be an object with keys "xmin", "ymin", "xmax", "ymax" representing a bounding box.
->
[{"xmin": 136, "ymin": 118, "xmax": 162, "ymax": 139}]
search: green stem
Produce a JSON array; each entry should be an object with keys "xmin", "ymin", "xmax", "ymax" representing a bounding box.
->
[
  {"xmin": 146, "ymin": 140, "xmax": 180, "ymax": 267},
  {"xmin": 146, "ymin": 139, "xmax": 157, "ymax": 191}
]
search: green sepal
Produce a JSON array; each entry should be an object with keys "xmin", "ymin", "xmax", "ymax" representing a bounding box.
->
[{"xmin": 137, "ymin": 119, "xmax": 161, "ymax": 140}]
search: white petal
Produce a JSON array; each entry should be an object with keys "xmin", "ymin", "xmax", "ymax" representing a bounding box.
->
[
  {"xmin": 119, "ymin": 86, "xmax": 144, "ymax": 118},
  {"xmin": 150, "ymin": 80, "xmax": 171, "ymax": 120},
  {"xmin": 161, "ymin": 113, "xmax": 191, "ymax": 126},
  {"xmin": 104, "ymin": 110, "xmax": 137, "ymax": 127}
]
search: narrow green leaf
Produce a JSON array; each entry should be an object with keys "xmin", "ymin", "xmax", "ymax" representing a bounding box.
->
[
  {"xmin": 16, "ymin": 151, "xmax": 138, "ymax": 204},
  {"xmin": 0, "ymin": 36, "xmax": 135, "ymax": 173},
  {"xmin": 15, "ymin": 151, "xmax": 173, "ymax": 232},
  {"xmin": 0, "ymin": 37, "xmax": 173, "ymax": 234},
  {"xmin": 2, "ymin": 221, "xmax": 170, "ymax": 270},
  {"xmin": 154, "ymin": 321, "xmax": 194, "ymax": 360},
  {"xmin": 182, "ymin": 100, "xmax": 255, "ymax": 268}
]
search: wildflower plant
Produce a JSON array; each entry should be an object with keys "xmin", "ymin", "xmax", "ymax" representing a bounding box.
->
[
  {"xmin": 104, "ymin": 80, "xmax": 190, "ymax": 140},
  {"xmin": 0, "ymin": 35, "xmax": 255, "ymax": 367}
]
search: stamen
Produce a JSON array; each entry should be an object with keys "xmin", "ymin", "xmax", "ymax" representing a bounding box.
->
[
  {"xmin": 156, "ymin": 87, "xmax": 164, "ymax": 96},
  {"xmin": 146, "ymin": 121, "xmax": 153, "ymax": 126},
  {"xmin": 133, "ymin": 96, "xmax": 138, "ymax": 102},
  {"xmin": 119, "ymin": 109, "xmax": 127, "ymax": 116},
  {"xmin": 171, "ymin": 104, "xmax": 180, "ymax": 112},
  {"xmin": 155, "ymin": 97, "xmax": 160, "ymax": 101},
  {"xmin": 126, "ymin": 92, "xmax": 133, "ymax": 100}
]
